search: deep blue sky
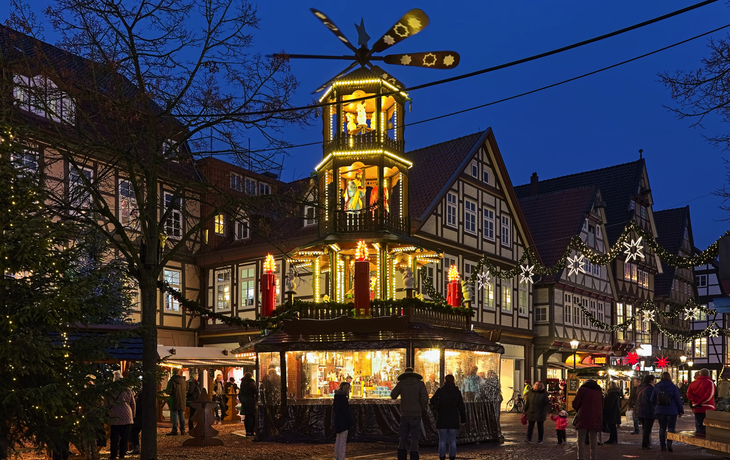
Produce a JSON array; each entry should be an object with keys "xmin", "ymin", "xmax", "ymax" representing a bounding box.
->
[{"xmin": 12, "ymin": 1, "xmax": 730, "ymax": 250}]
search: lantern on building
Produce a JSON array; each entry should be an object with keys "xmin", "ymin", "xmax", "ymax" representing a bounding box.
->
[
  {"xmin": 261, "ymin": 254, "xmax": 277, "ymax": 317},
  {"xmin": 446, "ymin": 264, "xmax": 463, "ymax": 307},
  {"xmin": 354, "ymin": 240, "xmax": 371, "ymax": 317}
]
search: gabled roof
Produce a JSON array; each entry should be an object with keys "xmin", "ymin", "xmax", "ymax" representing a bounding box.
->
[
  {"xmin": 654, "ymin": 206, "xmax": 691, "ymax": 297},
  {"xmin": 517, "ymin": 186, "xmax": 598, "ymax": 271},
  {"xmin": 515, "ymin": 159, "xmax": 646, "ymax": 245}
]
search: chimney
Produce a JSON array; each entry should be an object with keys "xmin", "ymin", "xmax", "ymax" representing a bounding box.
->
[{"xmin": 530, "ymin": 172, "xmax": 539, "ymax": 195}]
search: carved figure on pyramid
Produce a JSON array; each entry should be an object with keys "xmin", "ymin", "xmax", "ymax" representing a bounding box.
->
[
  {"xmin": 285, "ymin": 266, "xmax": 298, "ymax": 294},
  {"xmin": 183, "ymin": 388, "xmax": 224, "ymax": 447},
  {"xmin": 343, "ymin": 170, "xmax": 365, "ymax": 212},
  {"xmin": 461, "ymin": 279, "xmax": 473, "ymax": 308},
  {"xmin": 346, "ymin": 112, "xmax": 357, "ymax": 134},
  {"xmin": 356, "ymin": 102, "xmax": 368, "ymax": 126},
  {"xmin": 402, "ymin": 267, "xmax": 414, "ymax": 290}
]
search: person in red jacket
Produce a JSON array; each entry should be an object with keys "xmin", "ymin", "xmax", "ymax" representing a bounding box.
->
[
  {"xmin": 550, "ymin": 409, "xmax": 568, "ymax": 444},
  {"xmin": 687, "ymin": 368, "xmax": 716, "ymax": 436}
]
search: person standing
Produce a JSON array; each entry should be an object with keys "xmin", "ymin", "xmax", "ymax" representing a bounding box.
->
[
  {"xmin": 572, "ymin": 379, "xmax": 603, "ymax": 460},
  {"xmin": 261, "ymin": 364, "xmax": 282, "ymax": 407},
  {"xmin": 165, "ymin": 368, "xmax": 187, "ymax": 435},
  {"xmin": 523, "ymin": 381, "xmax": 550, "ymax": 444},
  {"xmin": 108, "ymin": 371, "xmax": 136, "ymax": 460},
  {"xmin": 390, "ymin": 367, "xmax": 429, "ymax": 460},
  {"xmin": 627, "ymin": 377, "xmax": 641, "ymax": 434},
  {"xmin": 238, "ymin": 372, "xmax": 257, "ymax": 436},
  {"xmin": 603, "ymin": 381, "xmax": 622, "ymax": 444},
  {"xmin": 212, "ymin": 373, "xmax": 226, "ymax": 421},
  {"xmin": 462, "ymin": 366, "xmax": 481, "ymax": 402},
  {"xmin": 429, "ymin": 374, "xmax": 466, "ymax": 460},
  {"xmin": 687, "ymin": 368, "xmax": 716, "ymax": 436},
  {"xmin": 550, "ymin": 410, "xmax": 568, "ymax": 444},
  {"xmin": 651, "ymin": 371, "xmax": 684, "ymax": 452},
  {"xmin": 186, "ymin": 372, "xmax": 200, "ymax": 432},
  {"xmin": 333, "ymin": 382, "xmax": 353, "ymax": 460},
  {"xmin": 126, "ymin": 387, "xmax": 142, "ymax": 456},
  {"xmin": 635, "ymin": 374, "xmax": 656, "ymax": 449}
]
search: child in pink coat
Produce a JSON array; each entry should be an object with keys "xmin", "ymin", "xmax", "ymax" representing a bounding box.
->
[{"xmin": 550, "ymin": 410, "xmax": 568, "ymax": 444}]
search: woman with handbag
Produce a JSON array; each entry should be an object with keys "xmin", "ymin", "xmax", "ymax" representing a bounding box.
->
[
  {"xmin": 429, "ymin": 375, "xmax": 466, "ymax": 460},
  {"xmin": 523, "ymin": 381, "xmax": 550, "ymax": 444}
]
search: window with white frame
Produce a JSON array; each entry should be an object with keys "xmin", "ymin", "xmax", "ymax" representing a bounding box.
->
[
  {"xmin": 482, "ymin": 169, "xmax": 489, "ymax": 184},
  {"xmin": 697, "ymin": 274, "xmax": 707, "ymax": 287},
  {"xmin": 518, "ymin": 283, "xmax": 528, "ymax": 315},
  {"xmin": 589, "ymin": 300, "xmax": 596, "ymax": 327},
  {"xmin": 464, "ymin": 261, "xmax": 476, "ymax": 279},
  {"xmin": 640, "ymin": 205, "xmax": 647, "ymax": 219},
  {"xmin": 214, "ymin": 214, "xmax": 225, "ymax": 235},
  {"xmin": 484, "ymin": 281, "xmax": 495, "ymax": 309},
  {"xmin": 464, "ymin": 200, "xmax": 476, "ymax": 234},
  {"xmin": 694, "ymin": 337, "xmax": 707, "ymax": 358},
  {"xmin": 240, "ymin": 265, "xmax": 256, "ymax": 308},
  {"xmin": 616, "ymin": 302, "xmax": 624, "ymax": 339},
  {"xmin": 230, "ymin": 173, "xmax": 243, "ymax": 192},
  {"xmin": 164, "ymin": 192, "xmax": 182, "ymax": 239},
  {"xmin": 471, "ymin": 163, "xmax": 479, "ymax": 178},
  {"xmin": 234, "ymin": 216, "xmax": 249, "ymax": 240},
  {"xmin": 69, "ymin": 166, "xmax": 93, "ymax": 213},
  {"xmin": 573, "ymin": 302, "xmax": 580, "ymax": 325},
  {"xmin": 259, "ymin": 182, "xmax": 271, "ymax": 195},
  {"xmin": 11, "ymin": 149, "xmax": 39, "ymax": 174},
  {"xmin": 483, "ymin": 208, "xmax": 495, "ymax": 240},
  {"xmin": 161, "ymin": 139, "xmax": 178, "ymax": 159},
  {"xmin": 446, "ymin": 193, "xmax": 457, "ymax": 228},
  {"xmin": 587, "ymin": 224, "xmax": 595, "ymax": 246},
  {"xmin": 536, "ymin": 303, "xmax": 547, "ymax": 322},
  {"xmin": 581, "ymin": 299, "xmax": 589, "ymax": 326},
  {"xmin": 304, "ymin": 205, "xmax": 317, "ymax": 226},
  {"xmin": 215, "ymin": 268, "xmax": 231, "ymax": 311},
  {"xmin": 500, "ymin": 215, "xmax": 511, "ymax": 246},
  {"xmin": 592, "ymin": 263, "xmax": 600, "ymax": 277},
  {"xmin": 245, "ymin": 177, "xmax": 257, "ymax": 195},
  {"xmin": 119, "ymin": 179, "xmax": 139, "ymax": 229},
  {"xmin": 564, "ymin": 294, "xmax": 571, "ymax": 324},
  {"xmin": 13, "ymin": 74, "xmax": 75, "ymax": 124},
  {"xmin": 598, "ymin": 302, "xmax": 604, "ymax": 323},
  {"xmin": 501, "ymin": 280, "xmax": 512, "ymax": 312},
  {"xmin": 163, "ymin": 269, "xmax": 181, "ymax": 312}
]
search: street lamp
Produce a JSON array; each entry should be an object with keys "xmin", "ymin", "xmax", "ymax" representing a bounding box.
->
[
  {"xmin": 688, "ymin": 360, "xmax": 694, "ymax": 379},
  {"xmin": 570, "ymin": 339, "xmax": 580, "ymax": 370},
  {"xmin": 680, "ymin": 355, "xmax": 687, "ymax": 382}
]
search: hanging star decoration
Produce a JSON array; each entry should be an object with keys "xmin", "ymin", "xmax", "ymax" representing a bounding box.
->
[
  {"xmin": 567, "ymin": 254, "xmax": 586, "ymax": 277},
  {"xmin": 476, "ymin": 270, "xmax": 491, "ymax": 291},
  {"xmin": 642, "ymin": 309, "xmax": 655, "ymax": 323},
  {"xmin": 627, "ymin": 351, "xmax": 639, "ymax": 365},
  {"xmin": 655, "ymin": 356, "xmax": 669, "ymax": 369},
  {"xmin": 623, "ymin": 237, "xmax": 645, "ymax": 263},
  {"xmin": 709, "ymin": 324, "xmax": 720, "ymax": 338},
  {"xmin": 519, "ymin": 265, "xmax": 535, "ymax": 284},
  {"xmin": 684, "ymin": 306, "xmax": 700, "ymax": 321}
]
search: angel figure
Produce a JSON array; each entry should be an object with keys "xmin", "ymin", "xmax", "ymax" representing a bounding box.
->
[
  {"xmin": 343, "ymin": 170, "xmax": 365, "ymax": 213},
  {"xmin": 285, "ymin": 266, "xmax": 298, "ymax": 294},
  {"xmin": 356, "ymin": 102, "xmax": 368, "ymax": 126},
  {"xmin": 346, "ymin": 113, "xmax": 357, "ymax": 133}
]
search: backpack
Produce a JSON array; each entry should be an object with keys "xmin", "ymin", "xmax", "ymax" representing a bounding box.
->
[{"xmin": 656, "ymin": 388, "xmax": 670, "ymax": 406}]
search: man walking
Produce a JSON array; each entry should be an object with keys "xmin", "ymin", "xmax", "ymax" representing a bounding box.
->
[
  {"xmin": 165, "ymin": 369, "xmax": 187, "ymax": 435},
  {"xmin": 186, "ymin": 371, "xmax": 201, "ymax": 432},
  {"xmin": 627, "ymin": 377, "xmax": 641, "ymax": 434},
  {"xmin": 391, "ymin": 367, "xmax": 429, "ymax": 460},
  {"xmin": 687, "ymin": 368, "xmax": 716, "ymax": 436}
]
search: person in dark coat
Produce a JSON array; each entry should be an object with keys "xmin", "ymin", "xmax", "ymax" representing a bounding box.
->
[
  {"xmin": 572, "ymin": 379, "xmax": 603, "ymax": 460},
  {"xmin": 165, "ymin": 369, "xmax": 187, "ymax": 435},
  {"xmin": 650, "ymin": 372, "xmax": 684, "ymax": 452},
  {"xmin": 238, "ymin": 373, "xmax": 257, "ymax": 436},
  {"xmin": 627, "ymin": 377, "xmax": 641, "ymax": 434},
  {"xmin": 333, "ymin": 382, "xmax": 353, "ymax": 460},
  {"xmin": 126, "ymin": 388, "xmax": 142, "ymax": 456},
  {"xmin": 391, "ymin": 367, "xmax": 429, "ymax": 460},
  {"xmin": 603, "ymin": 381, "xmax": 623, "ymax": 444},
  {"xmin": 429, "ymin": 374, "xmax": 466, "ymax": 460},
  {"xmin": 186, "ymin": 372, "xmax": 200, "ymax": 432},
  {"xmin": 635, "ymin": 374, "xmax": 656, "ymax": 449},
  {"xmin": 522, "ymin": 381, "xmax": 550, "ymax": 444}
]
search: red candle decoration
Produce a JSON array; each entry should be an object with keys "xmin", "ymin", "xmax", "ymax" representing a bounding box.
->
[
  {"xmin": 261, "ymin": 254, "xmax": 277, "ymax": 317},
  {"xmin": 446, "ymin": 264, "xmax": 463, "ymax": 307},
  {"xmin": 354, "ymin": 241, "xmax": 371, "ymax": 317}
]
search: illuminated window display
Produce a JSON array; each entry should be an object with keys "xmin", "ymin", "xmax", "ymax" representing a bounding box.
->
[
  {"xmin": 284, "ymin": 349, "xmax": 405, "ymax": 399},
  {"xmin": 445, "ymin": 349, "xmax": 500, "ymax": 401},
  {"xmin": 414, "ymin": 348, "xmax": 441, "ymax": 395}
]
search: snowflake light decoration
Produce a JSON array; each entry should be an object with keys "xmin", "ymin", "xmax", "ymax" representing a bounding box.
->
[
  {"xmin": 627, "ymin": 351, "xmax": 639, "ymax": 365},
  {"xmin": 642, "ymin": 309, "xmax": 655, "ymax": 323},
  {"xmin": 709, "ymin": 325, "xmax": 720, "ymax": 338},
  {"xmin": 684, "ymin": 307, "xmax": 700, "ymax": 321},
  {"xmin": 519, "ymin": 265, "xmax": 535, "ymax": 285},
  {"xmin": 476, "ymin": 271, "xmax": 491, "ymax": 291},
  {"xmin": 623, "ymin": 237, "xmax": 645, "ymax": 263},
  {"xmin": 567, "ymin": 254, "xmax": 586, "ymax": 277},
  {"xmin": 655, "ymin": 356, "xmax": 669, "ymax": 369}
]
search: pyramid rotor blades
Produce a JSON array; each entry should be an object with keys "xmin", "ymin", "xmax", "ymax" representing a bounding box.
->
[
  {"xmin": 370, "ymin": 9, "xmax": 429, "ymax": 54},
  {"xmin": 367, "ymin": 64, "xmax": 406, "ymax": 91},
  {"xmin": 312, "ymin": 61, "xmax": 359, "ymax": 94},
  {"xmin": 383, "ymin": 51, "xmax": 460, "ymax": 69},
  {"xmin": 310, "ymin": 8, "xmax": 359, "ymax": 54}
]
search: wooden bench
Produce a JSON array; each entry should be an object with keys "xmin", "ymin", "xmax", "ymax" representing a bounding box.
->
[{"xmin": 667, "ymin": 411, "xmax": 730, "ymax": 458}]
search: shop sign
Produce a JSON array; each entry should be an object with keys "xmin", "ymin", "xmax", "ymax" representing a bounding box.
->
[{"xmin": 594, "ymin": 356, "xmax": 606, "ymax": 365}]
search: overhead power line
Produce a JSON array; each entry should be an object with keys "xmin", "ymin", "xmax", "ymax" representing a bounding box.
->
[
  {"xmin": 220, "ymin": 22, "xmax": 729, "ymax": 156},
  {"xmin": 179, "ymin": 0, "xmax": 720, "ymax": 120}
]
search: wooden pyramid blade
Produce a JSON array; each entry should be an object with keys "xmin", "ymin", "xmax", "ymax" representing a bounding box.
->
[
  {"xmin": 312, "ymin": 61, "xmax": 359, "ymax": 94},
  {"xmin": 310, "ymin": 8, "xmax": 358, "ymax": 53},
  {"xmin": 367, "ymin": 64, "xmax": 406, "ymax": 91},
  {"xmin": 383, "ymin": 51, "xmax": 460, "ymax": 69},
  {"xmin": 370, "ymin": 9, "xmax": 429, "ymax": 54}
]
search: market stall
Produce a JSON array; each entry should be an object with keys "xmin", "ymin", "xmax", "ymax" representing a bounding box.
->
[
  {"xmin": 251, "ymin": 321, "xmax": 504, "ymax": 444},
  {"xmin": 566, "ymin": 367, "xmax": 635, "ymax": 413}
]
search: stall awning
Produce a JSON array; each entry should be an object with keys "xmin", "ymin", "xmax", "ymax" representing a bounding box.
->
[{"xmin": 157, "ymin": 345, "xmax": 254, "ymax": 367}]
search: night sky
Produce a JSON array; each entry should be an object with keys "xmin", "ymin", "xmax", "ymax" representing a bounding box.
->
[{"xmin": 8, "ymin": 1, "xmax": 730, "ymax": 250}]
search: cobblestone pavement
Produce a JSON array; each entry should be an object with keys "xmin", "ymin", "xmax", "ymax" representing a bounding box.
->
[{"xmin": 16, "ymin": 408, "xmax": 720, "ymax": 459}]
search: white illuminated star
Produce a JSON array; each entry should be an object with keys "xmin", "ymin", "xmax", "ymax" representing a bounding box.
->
[
  {"xmin": 520, "ymin": 265, "xmax": 535, "ymax": 285},
  {"xmin": 709, "ymin": 324, "xmax": 720, "ymax": 338},
  {"xmin": 407, "ymin": 17, "xmax": 422, "ymax": 30},
  {"xmin": 642, "ymin": 309, "xmax": 655, "ymax": 323},
  {"xmin": 383, "ymin": 35, "xmax": 395, "ymax": 45},
  {"xmin": 567, "ymin": 254, "xmax": 586, "ymax": 277},
  {"xmin": 684, "ymin": 307, "xmax": 699, "ymax": 321},
  {"xmin": 623, "ymin": 237, "xmax": 645, "ymax": 263},
  {"xmin": 443, "ymin": 55, "xmax": 455, "ymax": 66},
  {"xmin": 400, "ymin": 55, "xmax": 412, "ymax": 65},
  {"xmin": 476, "ymin": 271, "xmax": 491, "ymax": 291}
]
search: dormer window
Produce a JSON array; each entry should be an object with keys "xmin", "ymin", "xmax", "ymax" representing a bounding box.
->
[
  {"xmin": 304, "ymin": 205, "xmax": 317, "ymax": 226},
  {"xmin": 259, "ymin": 182, "xmax": 271, "ymax": 195},
  {"xmin": 13, "ymin": 74, "xmax": 75, "ymax": 125},
  {"xmin": 245, "ymin": 177, "xmax": 257, "ymax": 195},
  {"xmin": 161, "ymin": 140, "xmax": 179, "ymax": 160}
]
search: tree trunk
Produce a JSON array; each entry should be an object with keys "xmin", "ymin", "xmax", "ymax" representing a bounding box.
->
[{"xmin": 140, "ymin": 269, "xmax": 159, "ymax": 460}]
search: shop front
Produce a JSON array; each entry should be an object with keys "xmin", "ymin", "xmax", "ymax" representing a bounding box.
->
[
  {"xmin": 252, "ymin": 321, "xmax": 504, "ymax": 444},
  {"xmin": 498, "ymin": 343, "xmax": 525, "ymax": 411}
]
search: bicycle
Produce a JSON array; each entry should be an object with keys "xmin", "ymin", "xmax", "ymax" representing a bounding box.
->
[{"xmin": 505, "ymin": 386, "xmax": 524, "ymax": 413}]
